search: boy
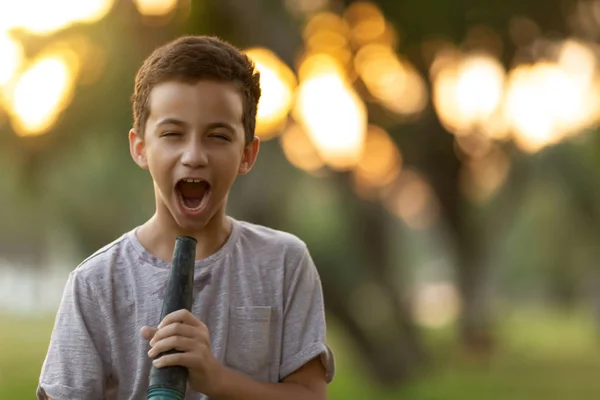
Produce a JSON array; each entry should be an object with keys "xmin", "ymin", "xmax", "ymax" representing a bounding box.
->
[{"xmin": 36, "ymin": 35, "xmax": 335, "ymax": 400}]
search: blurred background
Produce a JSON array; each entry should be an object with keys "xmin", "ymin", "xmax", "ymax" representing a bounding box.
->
[{"xmin": 1, "ymin": 0, "xmax": 600, "ymax": 398}]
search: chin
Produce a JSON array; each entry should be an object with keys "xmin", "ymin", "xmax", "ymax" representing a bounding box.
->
[{"xmin": 172, "ymin": 214, "xmax": 211, "ymax": 233}]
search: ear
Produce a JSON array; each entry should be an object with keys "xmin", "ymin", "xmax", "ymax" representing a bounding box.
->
[
  {"xmin": 238, "ymin": 136, "xmax": 260, "ymax": 175},
  {"xmin": 129, "ymin": 129, "xmax": 148, "ymax": 169}
]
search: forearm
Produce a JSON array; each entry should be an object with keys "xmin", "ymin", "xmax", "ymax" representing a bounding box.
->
[{"xmin": 211, "ymin": 367, "xmax": 323, "ymax": 400}]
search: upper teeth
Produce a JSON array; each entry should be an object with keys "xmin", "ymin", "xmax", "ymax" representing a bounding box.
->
[{"xmin": 184, "ymin": 179, "xmax": 202, "ymax": 183}]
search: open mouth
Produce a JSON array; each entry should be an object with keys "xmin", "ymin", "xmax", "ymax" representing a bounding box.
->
[{"xmin": 175, "ymin": 178, "xmax": 211, "ymax": 213}]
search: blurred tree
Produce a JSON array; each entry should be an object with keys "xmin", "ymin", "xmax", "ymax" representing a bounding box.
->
[{"xmin": 362, "ymin": 0, "xmax": 577, "ymax": 355}]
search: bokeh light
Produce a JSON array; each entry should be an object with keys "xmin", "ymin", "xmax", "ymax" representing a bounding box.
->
[
  {"xmin": 293, "ymin": 56, "xmax": 367, "ymax": 170},
  {"xmin": 245, "ymin": 48, "xmax": 297, "ymax": 140},
  {"xmin": 433, "ymin": 52, "xmax": 506, "ymax": 137},
  {"xmin": 0, "ymin": 0, "xmax": 115, "ymax": 35},
  {"xmin": 383, "ymin": 169, "xmax": 439, "ymax": 230},
  {"xmin": 0, "ymin": 33, "xmax": 23, "ymax": 88},
  {"xmin": 303, "ymin": 12, "xmax": 350, "ymax": 40},
  {"xmin": 503, "ymin": 64, "xmax": 561, "ymax": 153},
  {"xmin": 355, "ymin": 43, "xmax": 428, "ymax": 117},
  {"xmin": 432, "ymin": 37, "xmax": 600, "ymax": 154},
  {"xmin": 297, "ymin": 52, "xmax": 348, "ymax": 82},
  {"xmin": 412, "ymin": 282, "xmax": 461, "ymax": 329},
  {"xmin": 0, "ymin": 1, "xmax": 116, "ymax": 138},
  {"xmin": 343, "ymin": 1, "xmax": 396, "ymax": 48},
  {"xmin": 301, "ymin": 12, "xmax": 354, "ymax": 72},
  {"xmin": 133, "ymin": 0, "xmax": 178, "ymax": 16},
  {"xmin": 352, "ymin": 125, "xmax": 402, "ymax": 198},
  {"xmin": 279, "ymin": 122, "xmax": 325, "ymax": 173},
  {"xmin": 504, "ymin": 49, "xmax": 600, "ymax": 153},
  {"xmin": 7, "ymin": 51, "xmax": 79, "ymax": 137}
]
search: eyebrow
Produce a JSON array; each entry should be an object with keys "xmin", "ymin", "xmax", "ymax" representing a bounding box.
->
[
  {"xmin": 156, "ymin": 117, "xmax": 188, "ymax": 128},
  {"xmin": 155, "ymin": 119, "xmax": 235, "ymax": 132},
  {"xmin": 205, "ymin": 122, "xmax": 236, "ymax": 133}
]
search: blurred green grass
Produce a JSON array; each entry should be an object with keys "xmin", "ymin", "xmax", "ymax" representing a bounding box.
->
[
  {"xmin": 327, "ymin": 308, "xmax": 600, "ymax": 400},
  {"xmin": 0, "ymin": 315, "xmax": 55, "ymax": 399},
  {"xmin": 2, "ymin": 309, "xmax": 600, "ymax": 399}
]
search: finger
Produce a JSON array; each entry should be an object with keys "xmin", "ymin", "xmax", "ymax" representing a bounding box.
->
[
  {"xmin": 158, "ymin": 309, "xmax": 202, "ymax": 329},
  {"xmin": 152, "ymin": 351, "xmax": 198, "ymax": 369},
  {"xmin": 148, "ymin": 336, "xmax": 197, "ymax": 359},
  {"xmin": 140, "ymin": 326, "xmax": 158, "ymax": 341},
  {"xmin": 149, "ymin": 322, "xmax": 198, "ymax": 346}
]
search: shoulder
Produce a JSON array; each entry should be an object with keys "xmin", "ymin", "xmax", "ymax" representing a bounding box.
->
[
  {"xmin": 234, "ymin": 219, "xmax": 320, "ymax": 293},
  {"xmin": 70, "ymin": 230, "xmax": 134, "ymax": 284},
  {"xmin": 236, "ymin": 219, "xmax": 308, "ymax": 260}
]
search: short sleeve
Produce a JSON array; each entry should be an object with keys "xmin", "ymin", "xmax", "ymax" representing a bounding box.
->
[
  {"xmin": 279, "ymin": 247, "xmax": 335, "ymax": 383},
  {"xmin": 37, "ymin": 270, "xmax": 110, "ymax": 400}
]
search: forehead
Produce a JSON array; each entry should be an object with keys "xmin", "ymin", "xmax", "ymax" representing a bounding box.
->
[{"xmin": 148, "ymin": 80, "xmax": 244, "ymax": 125}]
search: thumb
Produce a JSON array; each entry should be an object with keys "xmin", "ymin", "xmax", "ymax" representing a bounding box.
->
[{"xmin": 140, "ymin": 326, "xmax": 158, "ymax": 341}]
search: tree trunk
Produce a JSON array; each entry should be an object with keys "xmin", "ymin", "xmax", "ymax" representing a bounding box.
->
[
  {"xmin": 398, "ymin": 111, "xmax": 497, "ymax": 356},
  {"xmin": 340, "ymin": 173, "xmax": 429, "ymax": 369},
  {"xmin": 321, "ymin": 276, "xmax": 423, "ymax": 386}
]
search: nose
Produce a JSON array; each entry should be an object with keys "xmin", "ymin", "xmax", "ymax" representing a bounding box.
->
[{"xmin": 180, "ymin": 139, "xmax": 208, "ymax": 168}]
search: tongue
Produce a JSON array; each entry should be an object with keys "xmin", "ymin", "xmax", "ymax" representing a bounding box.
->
[{"xmin": 178, "ymin": 181, "xmax": 208, "ymax": 209}]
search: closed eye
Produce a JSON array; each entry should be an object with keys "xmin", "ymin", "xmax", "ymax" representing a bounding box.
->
[
  {"xmin": 210, "ymin": 134, "xmax": 231, "ymax": 141},
  {"xmin": 160, "ymin": 131, "xmax": 182, "ymax": 137}
]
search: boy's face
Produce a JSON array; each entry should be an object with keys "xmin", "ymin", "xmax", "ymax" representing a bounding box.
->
[{"xmin": 129, "ymin": 80, "xmax": 259, "ymax": 233}]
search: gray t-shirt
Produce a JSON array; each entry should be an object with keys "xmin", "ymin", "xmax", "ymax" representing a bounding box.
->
[{"xmin": 37, "ymin": 217, "xmax": 335, "ymax": 399}]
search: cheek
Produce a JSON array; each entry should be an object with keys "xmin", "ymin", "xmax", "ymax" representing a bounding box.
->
[
  {"xmin": 212, "ymin": 155, "xmax": 242, "ymax": 186},
  {"xmin": 146, "ymin": 150, "xmax": 176, "ymax": 184}
]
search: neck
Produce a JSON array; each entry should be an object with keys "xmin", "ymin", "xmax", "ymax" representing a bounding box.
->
[{"xmin": 137, "ymin": 205, "xmax": 232, "ymax": 263}]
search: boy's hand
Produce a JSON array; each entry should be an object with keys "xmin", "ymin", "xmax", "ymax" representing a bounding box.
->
[{"xmin": 141, "ymin": 309, "xmax": 224, "ymax": 396}]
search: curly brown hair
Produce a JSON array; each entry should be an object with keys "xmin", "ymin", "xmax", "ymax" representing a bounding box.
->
[{"xmin": 131, "ymin": 35, "xmax": 261, "ymax": 145}]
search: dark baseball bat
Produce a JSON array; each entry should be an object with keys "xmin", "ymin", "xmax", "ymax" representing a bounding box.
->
[{"xmin": 147, "ymin": 235, "xmax": 197, "ymax": 400}]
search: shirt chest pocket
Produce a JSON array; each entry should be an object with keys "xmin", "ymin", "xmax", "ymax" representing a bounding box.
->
[{"xmin": 225, "ymin": 306, "xmax": 275, "ymax": 382}]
